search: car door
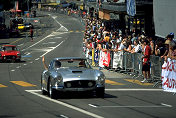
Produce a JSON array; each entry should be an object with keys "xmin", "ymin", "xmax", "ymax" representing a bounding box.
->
[{"xmin": 42, "ymin": 60, "xmax": 54, "ymax": 90}]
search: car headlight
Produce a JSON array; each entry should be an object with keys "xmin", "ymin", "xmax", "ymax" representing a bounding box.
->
[
  {"xmin": 97, "ymin": 74, "xmax": 105, "ymax": 84},
  {"xmin": 17, "ymin": 53, "xmax": 21, "ymax": 56},
  {"xmin": 54, "ymin": 76, "xmax": 63, "ymax": 87}
]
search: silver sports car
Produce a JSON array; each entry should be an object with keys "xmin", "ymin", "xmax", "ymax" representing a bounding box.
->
[{"xmin": 41, "ymin": 57, "xmax": 105, "ymax": 99}]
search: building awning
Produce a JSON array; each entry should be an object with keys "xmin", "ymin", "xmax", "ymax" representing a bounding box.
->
[
  {"xmin": 101, "ymin": 3, "xmax": 126, "ymax": 13},
  {"xmin": 48, "ymin": 3, "xmax": 59, "ymax": 6},
  {"xmin": 10, "ymin": 9, "xmax": 22, "ymax": 12}
]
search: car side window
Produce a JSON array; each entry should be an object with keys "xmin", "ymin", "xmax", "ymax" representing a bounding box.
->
[{"xmin": 48, "ymin": 61, "xmax": 54, "ymax": 70}]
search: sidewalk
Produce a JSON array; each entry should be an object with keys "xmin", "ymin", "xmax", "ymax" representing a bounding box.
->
[{"xmin": 93, "ymin": 66, "xmax": 132, "ymax": 79}]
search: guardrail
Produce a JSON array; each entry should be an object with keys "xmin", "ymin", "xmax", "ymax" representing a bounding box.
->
[{"xmin": 83, "ymin": 47, "xmax": 165, "ymax": 87}]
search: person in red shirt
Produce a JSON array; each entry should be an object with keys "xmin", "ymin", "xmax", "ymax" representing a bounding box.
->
[
  {"xmin": 141, "ymin": 39, "xmax": 151, "ymax": 83},
  {"xmin": 30, "ymin": 27, "xmax": 34, "ymax": 42}
]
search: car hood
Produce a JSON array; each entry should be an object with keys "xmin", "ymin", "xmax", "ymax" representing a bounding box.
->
[
  {"xmin": 1, "ymin": 51, "xmax": 20, "ymax": 56},
  {"xmin": 56, "ymin": 67, "xmax": 97, "ymax": 82}
]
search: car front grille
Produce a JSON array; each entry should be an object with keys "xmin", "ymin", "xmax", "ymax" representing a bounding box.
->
[
  {"xmin": 3, "ymin": 55, "xmax": 16, "ymax": 59},
  {"xmin": 64, "ymin": 80, "xmax": 96, "ymax": 88}
]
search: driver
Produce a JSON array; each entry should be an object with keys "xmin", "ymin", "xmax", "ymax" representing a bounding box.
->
[
  {"xmin": 55, "ymin": 61, "xmax": 61, "ymax": 68},
  {"xmin": 78, "ymin": 60, "xmax": 86, "ymax": 67}
]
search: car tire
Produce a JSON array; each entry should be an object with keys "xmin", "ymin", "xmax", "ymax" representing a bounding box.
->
[
  {"xmin": 11, "ymin": 60, "xmax": 15, "ymax": 63},
  {"xmin": 41, "ymin": 78, "xmax": 47, "ymax": 95},
  {"xmin": 96, "ymin": 88, "xmax": 105, "ymax": 98},
  {"xmin": 48, "ymin": 80, "xmax": 57, "ymax": 99},
  {"xmin": 16, "ymin": 59, "xmax": 21, "ymax": 63}
]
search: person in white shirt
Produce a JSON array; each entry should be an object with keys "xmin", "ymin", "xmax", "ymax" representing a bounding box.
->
[{"xmin": 130, "ymin": 40, "xmax": 142, "ymax": 53}]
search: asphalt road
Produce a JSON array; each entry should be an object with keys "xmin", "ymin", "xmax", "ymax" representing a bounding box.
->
[{"xmin": 0, "ymin": 11, "xmax": 176, "ymax": 118}]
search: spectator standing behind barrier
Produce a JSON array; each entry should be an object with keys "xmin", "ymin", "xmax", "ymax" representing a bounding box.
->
[
  {"xmin": 130, "ymin": 40, "xmax": 142, "ymax": 53},
  {"xmin": 148, "ymin": 37, "xmax": 155, "ymax": 55},
  {"xmin": 161, "ymin": 33, "xmax": 174, "ymax": 60},
  {"xmin": 166, "ymin": 33, "xmax": 176, "ymax": 61},
  {"xmin": 168, "ymin": 45, "xmax": 176, "ymax": 60},
  {"xmin": 141, "ymin": 39, "xmax": 151, "ymax": 83},
  {"xmin": 155, "ymin": 39, "xmax": 166, "ymax": 57}
]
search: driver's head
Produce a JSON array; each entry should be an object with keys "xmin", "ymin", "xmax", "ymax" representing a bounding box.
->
[
  {"xmin": 79, "ymin": 61, "xmax": 86, "ymax": 67},
  {"xmin": 55, "ymin": 61, "xmax": 61, "ymax": 68}
]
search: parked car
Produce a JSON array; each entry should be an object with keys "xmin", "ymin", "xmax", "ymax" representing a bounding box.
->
[
  {"xmin": 41, "ymin": 57, "xmax": 105, "ymax": 99},
  {"xmin": 0, "ymin": 45, "xmax": 21, "ymax": 62},
  {"xmin": 24, "ymin": 23, "xmax": 32, "ymax": 30},
  {"xmin": 18, "ymin": 24, "xmax": 25, "ymax": 30}
]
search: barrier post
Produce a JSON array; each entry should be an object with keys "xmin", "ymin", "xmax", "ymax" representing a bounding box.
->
[{"xmin": 92, "ymin": 48, "xmax": 95, "ymax": 66}]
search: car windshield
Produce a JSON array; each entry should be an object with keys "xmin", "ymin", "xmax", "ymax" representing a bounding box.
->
[
  {"xmin": 55, "ymin": 59, "xmax": 91, "ymax": 68},
  {"xmin": 3, "ymin": 46, "xmax": 17, "ymax": 51}
]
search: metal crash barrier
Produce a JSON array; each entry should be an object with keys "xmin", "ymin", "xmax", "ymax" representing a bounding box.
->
[{"xmin": 84, "ymin": 47, "xmax": 164, "ymax": 86}]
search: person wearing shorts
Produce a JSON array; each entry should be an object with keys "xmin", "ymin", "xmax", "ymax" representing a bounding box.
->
[{"xmin": 141, "ymin": 39, "xmax": 151, "ymax": 83}]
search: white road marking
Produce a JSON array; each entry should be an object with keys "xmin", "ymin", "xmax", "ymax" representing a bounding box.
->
[
  {"xmin": 88, "ymin": 103, "xmax": 172, "ymax": 108},
  {"xmin": 35, "ymin": 58, "xmax": 40, "ymax": 61},
  {"xmin": 31, "ymin": 47, "xmax": 54, "ymax": 52},
  {"xmin": 88, "ymin": 104, "xmax": 98, "ymax": 108},
  {"xmin": 26, "ymin": 53, "xmax": 31, "ymax": 55},
  {"xmin": 25, "ymin": 90, "xmax": 104, "ymax": 118},
  {"xmin": 21, "ymin": 31, "xmax": 67, "ymax": 52},
  {"xmin": 60, "ymin": 115, "xmax": 69, "ymax": 118},
  {"xmin": 16, "ymin": 66, "xmax": 21, "ymax": 68},
  {"xmin": 161, "ymin": 103, "xmax": 172, "ymax": 107},
  {"xmin": 40, "ymin": 41, "xmax": 64, "ymax": 57},
  {"xmin": 51, "ymin": 15, "xmax": 68, "ymax": 32},
  {"xmin": 42, "ymin": 42, "xmax": 56, "ymax": 45},
  {"xmin": 24, "ymin": 52, "xmax": 31, "ymax": 55},
  {"xmin": 17, "ymin": 43, "xmax": 24, "ymax": 46},
  {"xmin": 23, "ymin": 64, "xmax": 27, "ymax": 66},
  {"xmin": 11, "ymin": 70, "xmax": 15, "ymax": 72},
  {"xmin": 105, "ymin": 89, "xmax": 163, "ymax": 91}
]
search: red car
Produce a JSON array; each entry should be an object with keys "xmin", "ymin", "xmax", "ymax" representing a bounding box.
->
[{"xmin": 0, "ymin": 45, "xmax": 21, "ymax": 62}]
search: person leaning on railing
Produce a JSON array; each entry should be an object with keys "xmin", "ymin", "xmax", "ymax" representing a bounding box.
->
[
  {"xmin": 162, "ymin": 33, "xmax": 176, "ymax": 61},
  {"xmin": 167, "ymin": 42, "xmax": 176, "ymax": 61},
  {"xmin": 154, "ymin": 38, "xmax": 166, "ymax": 57}
]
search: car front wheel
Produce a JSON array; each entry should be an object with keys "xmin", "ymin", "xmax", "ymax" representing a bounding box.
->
[
  {"xmin": 48, "ymin": 81, "xmax": 57, "ymax": 99},
  {"xmin": 41, "ymin": 78, "xmax": 47, "ymax": 95}
]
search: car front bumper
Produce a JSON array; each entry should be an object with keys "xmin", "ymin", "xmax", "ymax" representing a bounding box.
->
[{"xmin": 52, "ymin": 85, "xmax": 104, "ymax": 92}]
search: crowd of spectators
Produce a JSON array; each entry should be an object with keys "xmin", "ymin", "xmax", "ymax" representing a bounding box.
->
[{"xmin": 83, "ymin": 15, "xmax": 176, "ymax": 82}]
